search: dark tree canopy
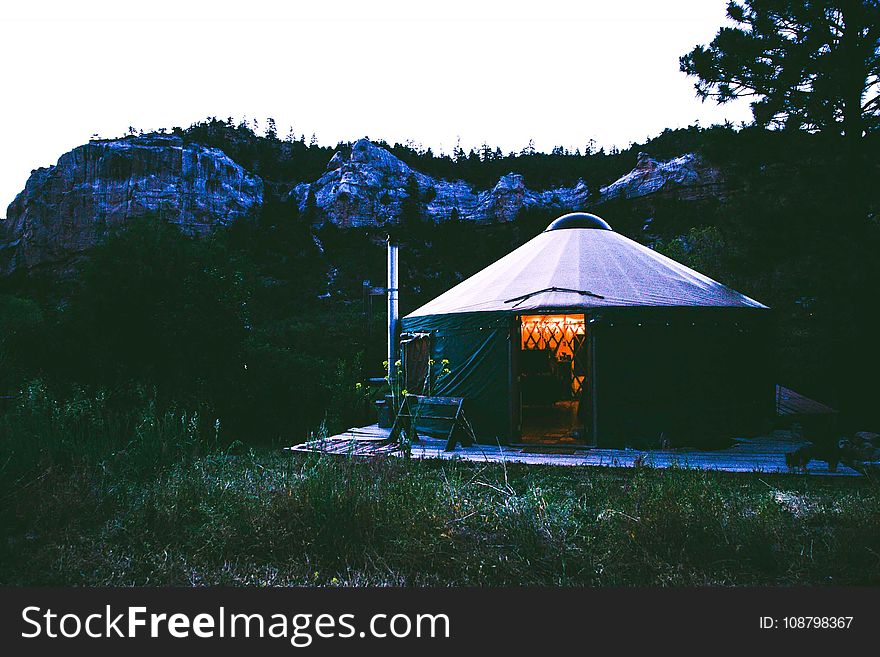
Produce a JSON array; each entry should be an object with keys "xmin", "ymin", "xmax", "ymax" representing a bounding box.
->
[{"xmin": 681, "ymin": 1, "xmax": 880, "ymax": 141}]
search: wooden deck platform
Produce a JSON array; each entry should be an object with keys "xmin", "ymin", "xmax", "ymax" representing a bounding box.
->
[
  {"xmin": 289, "ymin": 425, "xmax": 859, "ymax": 477},
  {"xmin": 287, "ymin": 386, "xmax": 857, "ymax": 476}
]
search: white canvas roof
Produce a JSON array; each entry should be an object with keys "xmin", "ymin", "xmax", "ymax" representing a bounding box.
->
[{"xmin": 406, "ymin": 221, "xmax": 766, "ymax": 318}]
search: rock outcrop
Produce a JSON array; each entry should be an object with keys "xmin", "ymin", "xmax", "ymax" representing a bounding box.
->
[
  {"xmin": 290, "ymin": 138, "xmax": 591, "ymax": 227},
  {"xmin": 291, "ymin": 140, "xmax": 720, "ymax": 229},
  {"xmin": 599, "ymin": 152, "xmax": 723, "ymax": 203},
  {"xmin": 0, "ymin": 134, "xmax": 263, "ymax": 273}
]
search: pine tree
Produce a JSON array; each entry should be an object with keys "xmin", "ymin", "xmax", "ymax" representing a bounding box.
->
[
  {"xmin": 453, "ymin": 138, "xmax": 466, "ymax": 163},
  {"xmin": 399, "ymin": 174, "xmax": 424, "ymax": 228},
  {"xmin": 520, "ymin": 139, "xmax": 536, "ymax": 157},
  {"xmin": 302, "ymin": 186, "xmax": 319, "ymax": 225},
  {"xmin": 681, "ymin": 0, "xmax": 879, "ymax": 142}
]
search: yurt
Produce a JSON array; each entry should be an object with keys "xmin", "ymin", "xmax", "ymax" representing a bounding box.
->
[{"xmin": 399, "ymin": 212, "xmax": 773, "ymax": 448}]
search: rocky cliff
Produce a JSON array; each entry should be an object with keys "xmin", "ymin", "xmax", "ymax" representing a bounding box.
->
[
  {"xmin": 0, "ymin": 134, "xmax": 263, "ymax": 274},
  {"xmin": 0, "ymin": 134, "xmax": 723, "ymax": 274},
  {"xmin": 290, "ymin": 138, "xmax": 591, "ymax": 227},
  {"xmin": 291, "ymin": 139, "xmax": 722, "ymax": 228},
  {"xmin": 600, "ymin": 151, "xmax": 724, "ymax": 203}
]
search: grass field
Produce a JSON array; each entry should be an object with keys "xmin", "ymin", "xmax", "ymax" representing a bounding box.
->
[
  {"xmin": 4, "ymin": 450, "xmax": 880, "ymax": 586},
  {"xmin": 2, "ymin": 386, "xmax": 879, "ymax": 587}
]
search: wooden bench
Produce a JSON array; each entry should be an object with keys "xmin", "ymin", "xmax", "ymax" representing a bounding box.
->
[{"xmin": 388, "ymin": 394, "xmax": 475, "ymax": 452}]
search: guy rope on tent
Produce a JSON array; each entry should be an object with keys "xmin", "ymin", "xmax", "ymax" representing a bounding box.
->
[{"xmin": 387, "ymin": 395, "xmax": 476, "ymax": 452}]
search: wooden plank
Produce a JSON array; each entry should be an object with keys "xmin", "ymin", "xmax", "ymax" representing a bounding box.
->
[
  {"xmin": 444, "ymin": 398, "xmax": 465, "ymax": 452},
  {"xmin": 411, "ymin": 396, "xmax": 462, "ymax": 405},
  {"xmin": 405, "ymin": 412, "xmax": 461, "ymax": 421}
]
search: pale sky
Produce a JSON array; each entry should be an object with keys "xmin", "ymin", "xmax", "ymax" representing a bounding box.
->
[{"xmin": 0, "ymin": 0, "xmax": 752, "ymax": 214}]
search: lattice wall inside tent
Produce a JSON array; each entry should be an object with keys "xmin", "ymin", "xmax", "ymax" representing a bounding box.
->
[{"xmin": 520, "ymin": 314, "xmax": 586, "ymax": 396}]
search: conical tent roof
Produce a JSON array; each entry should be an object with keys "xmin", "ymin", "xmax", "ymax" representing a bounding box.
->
[{"xmin": 406, "ymin": 214, "xmax": 765, "ymax": 318}]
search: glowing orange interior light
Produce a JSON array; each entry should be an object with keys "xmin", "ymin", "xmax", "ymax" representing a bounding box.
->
[
  {"xmin": 520, "ymin": 314, "xmax": 587, "ymax": 396},
  {"xmin": 520, "ymin": 314, "xmax": 585, "ymax": 355}
]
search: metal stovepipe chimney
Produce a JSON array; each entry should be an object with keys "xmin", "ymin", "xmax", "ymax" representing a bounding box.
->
[{"xmin": 387, "ymin": 236, "xmax": 399, "ymax": 383}]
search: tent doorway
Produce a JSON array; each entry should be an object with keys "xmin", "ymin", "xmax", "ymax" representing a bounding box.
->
[{"xmin": 516, "ymin": 314, "xmax": 591, "ymax": 444}]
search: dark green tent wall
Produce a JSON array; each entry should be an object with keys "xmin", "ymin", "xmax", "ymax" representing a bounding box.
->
[
  {"xmin": 585, "ymin": 306, "xmax": 774, "ymax": 448},
  {"xmin": 400, "ymin": 311, "xmax": 513, "ymax": 443},
  {"xmin": 401, "ymin": 306, "xmax": 773, "ymax": 447}
]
